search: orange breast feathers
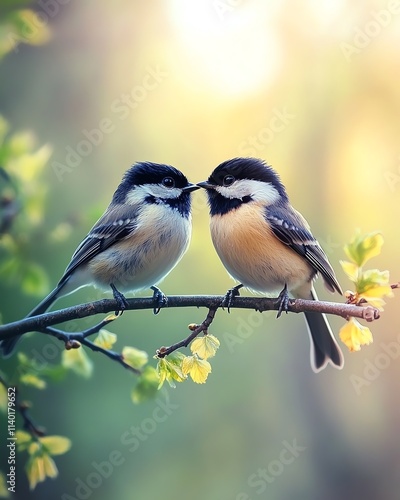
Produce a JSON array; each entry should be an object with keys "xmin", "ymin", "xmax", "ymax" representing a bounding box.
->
[{"xmin": 209, "ymin": 203, "xmax": 314, "ymax": 293}]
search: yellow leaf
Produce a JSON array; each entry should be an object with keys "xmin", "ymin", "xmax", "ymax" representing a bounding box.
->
[
  {"xmin": 28, "ymin": 442, "xmax": 40, "ymax": 456},
  {"xmin": 20, "ymin": 373, "xmax": 46, "ymax": 389},
  {"xmin": 0, "ymin": 383, "xmax": 7, "ymax": 413},
  {"xmin": 344, "ymin": 231, "xmax": 384, "ymax": 267},
  {"xmin": 182, "ymin": 355, "xmax": 211, "ymax": 384},
  {"xmin": 14, "ymin": 10, "xmax": 52, "ymax": 47},
  {"xmin": 359, "ymin": 297, "xmax": 387, "ymax": 310},
  {"xmin": 42, "ymin": 453, "xmax": 58, "ymax": 479},
  {"xmin": 359, "ymin": 285, "xmax": 393, "ymax": 310},
  {"xmin": 104, "ymin": 313, "xmax": 120, "ymax": 322},
  {"xmin": 191, "ymin": 334, "xmax": 220, "ymax": 359},
  {"xmin": 26, "ymin": 455, "xmax": 45, "ymax": 490},
  {"xmin": 62, "ymin": 348, "xmax": 93, "ymax": 378},
  {"xmin": 8, "ymin": 144, "xmax": 52, "ymax": 183},
  {"xmin": 156, "ymin": 353, "xmax": 186, "ymax": 389},
  {"xmin": 339, "ymin": 318, "xmax": 373, "ymax": 352},
  {"xmin": 122, "ymin": 346, "xmax": 148, "ymax": 370},
  {"xmin": 15, "ymin": 430, "xmax": 32, "ymax": 449},
  {"xmin": 49, "ymin": 222, "xmax": 73, "ymax": 243},
  {"xmin": 93, "ymin": 329, "xmax": 117, "ymax": 350},
  {"xmin": 340, "ymin": 260, "xmax": 359, "ymax": 282},
  {"xmin": 40, "ymin": 436, "xmax": 71, "ymax": 456},
  {"xmin": 8, "ymin": 131, "xmax": 35, "ymax": 155},
  {"xmin": 0, "ymin": 472, "xmax": 10, "ymax": 497}
]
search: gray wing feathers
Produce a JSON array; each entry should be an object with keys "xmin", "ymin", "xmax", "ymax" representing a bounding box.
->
[
  {"xmin": 59, "ymin": 205, "xmax": 139, "ymax": 285},
  {"xmin": 266, "ymin": 204, "xmax": 342, "ymax": 294}
]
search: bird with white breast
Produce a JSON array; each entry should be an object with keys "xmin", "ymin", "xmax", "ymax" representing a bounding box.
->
[{"xmin": 1, "ymin": 161, "xmax": 199, "ymax": 357}]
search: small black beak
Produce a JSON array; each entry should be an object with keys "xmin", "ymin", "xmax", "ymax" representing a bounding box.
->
[
  {"xmin": 182, "ymin": 183, "xmax": 200, "ymax": 193},
  {"xmin": 197, "ymin": 180, "xmax": 215, "ymax": 190}
]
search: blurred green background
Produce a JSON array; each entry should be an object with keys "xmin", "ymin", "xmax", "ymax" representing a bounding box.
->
[{"xmin": 1, "ymin": 0, "xmax": 400, "ymax": 499}]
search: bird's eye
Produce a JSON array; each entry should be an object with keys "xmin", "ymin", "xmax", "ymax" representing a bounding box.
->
[
  {"xmin": 223, "ymin": 175, "xmax": 235, "ymax": 186},
  {"xmin": 162, "ymin": 177, "xmax": 175, "ymax": 188}
]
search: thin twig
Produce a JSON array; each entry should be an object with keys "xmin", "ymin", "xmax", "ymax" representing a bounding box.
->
[
  {"xmin": 156, "ymin": 307, "xmax": 217, "ymax": 358},
  {"xmin": 79, "ymin": 338, "xmax": 141, "ymax": 374},
  {"xmin": 39, "ymin": 315, "xmax": 140, "ymax": 374},
  {"xmin": 19, "ymin": 401, "xmax": 46, "ymax": 437}
]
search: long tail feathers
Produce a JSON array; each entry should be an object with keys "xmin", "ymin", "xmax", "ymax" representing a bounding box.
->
[
  {"xmin": 303, "ymin": 288, "xmax": 344, "ymax": 372},
  {"xmin": 0, "ymin": 284, "xmax": 62, "ymax": 357}
]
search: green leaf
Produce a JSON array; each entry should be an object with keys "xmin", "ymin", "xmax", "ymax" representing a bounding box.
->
[
  {"xmin": 0, "ymin": 383, "xmax": 7, "ymax": 412},
  {"xmin": 156, "ymin": 351, "xmax": 186, "ymax": 389},
  {"xmin": 21, "ymin": 262, "xmax": 49, "ymax": 297},
  {"xmin": 40, "ymin": 436, "xmax": 71, "ymax": 456},
  {"xmin": 8, "ymin": 144, "xmax": 52, "ymax": 183},
  {"xmin": 8, "ymin": 130, "xmax": 35, "ymax": 156},
  {"xmin": 94, "ymin": 329, "xmax": 117, "ymax": 350},
  {"xmin": 131, "ymin": 366, "xmax": 159, "ymax": 404},
  {"xmin": 15, "ymin": 430, "xmax": 32, "ymax": 451},
  {"xmin": 0, "ymin": 472, "xmax": 10, "ymax": 498},
  {"xmin": 28, "ymin": 442, "xmax": 40, "ymax": 456},
  {"xmin": 344, "ymin": 231, "xmax": 384, "ymax": 267},
  {"xmin": 62, "ymin": 348, "xmax": 93, "ymax": 378},
  {"xmin": 358, "ymin": 268, "xmax": 390, "ymax": 288},
  {"xmin": 20, "ymin": 373, "xmax": 46, "ymax": 389},
  {"xmin": 16, "ymin": 352, "xmax": 29, "ymax": 365},
  {"xmin": 6, "ymin": 9, "xmax": 51, "ymax": 49},
  {"xmin": 0, "ymin": 256, "xmax": 21, "ymax": 282},
  {"xmin": 122, "ymin": 346, "xmax": 148, "ymax": 370}
]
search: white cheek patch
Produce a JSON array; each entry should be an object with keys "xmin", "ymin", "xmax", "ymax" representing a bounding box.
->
[
  {"xmin": 125, "ymin": 186, "xmax": 147, "ymax": 205},
  {"xmin": 145, "ymin": 184, "xmax": 182, "ymax": 200},
  {"xmin": 216, "ymin": 179, "xmax": 280, "ymax": 205},
  {"xmin": 125, "ymin": 185, "xmax": 182, "ymax": 205}
]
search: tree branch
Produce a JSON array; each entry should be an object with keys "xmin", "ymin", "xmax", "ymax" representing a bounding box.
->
[{"xmin": 0, "ymin": 293, "xmax": 383, "ymax": 342}]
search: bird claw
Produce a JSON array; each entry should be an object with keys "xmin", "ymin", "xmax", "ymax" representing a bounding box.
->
[
  {"xmin": 151, "ymin": 286, "xmax": 167, "ymax": 315},
  {"xmin": 110, "ymin": 284, "xmax": 129, "ymax": 315},
  {"xmin": 276, "ymin": 284, "xmax": 290, "ymax": 319},
  {"xmin": 222, "ymin": 284, "xmax": 243, "ymax": 313}
]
